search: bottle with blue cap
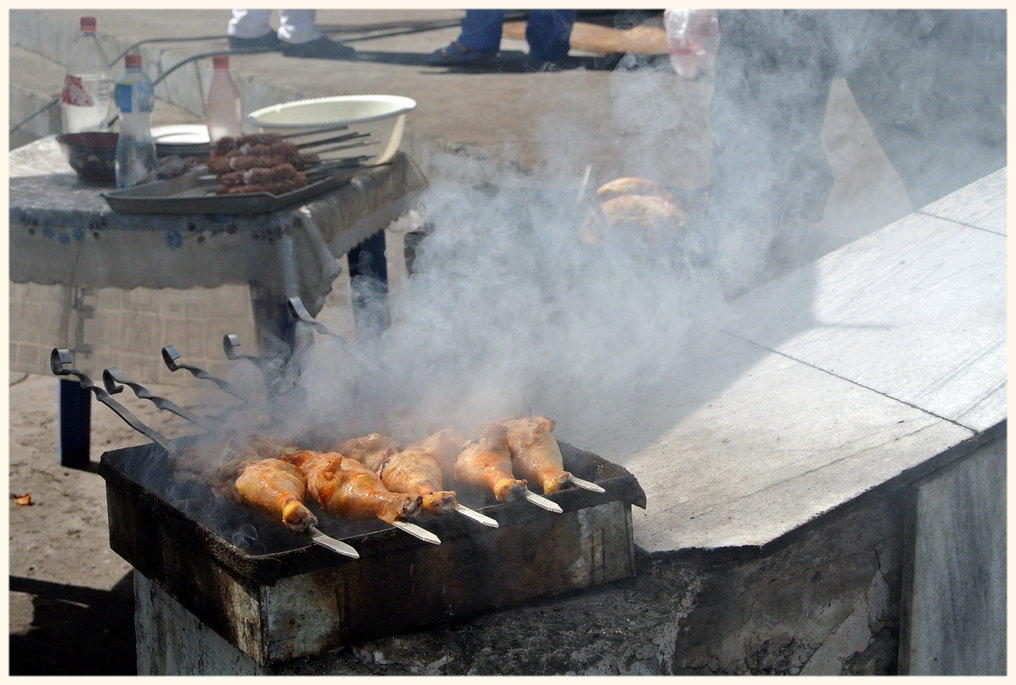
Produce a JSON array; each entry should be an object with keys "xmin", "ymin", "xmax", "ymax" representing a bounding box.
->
[{"xmin": 114, "ymin": 52, "xmax": 157, "ymax": 188}]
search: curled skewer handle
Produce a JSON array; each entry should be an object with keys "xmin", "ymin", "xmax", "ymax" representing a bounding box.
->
[
  {"xmin": 570, "ymin": 477, "xmax": 606, "ymax": 494},
  {"xmin": 389, "ymin": 520, "xmax": 441, "ymax": 545},
  {"xmin": 161, "ymin": 345, "xmax": 270, "ymax": 414},
  {"xmin": 286, "ymin": 297, "xmax": 383, "ymax": 372},
  {"xmin": 306, "ymin": 526, "xmax": 360, "ymax": 559},
  {"xmin": 222, "ymin": 334, "xmax": 256, "ymax": 363},
  {"xmin": 51, "ymin": 349, "xmax": 176, "ymax": 454},
  {"xmin": 453, "ymin": 503, "xmax": 499, "ymax": 528},
  {"xmin": 222, "ymin": 334, "xmax": 300, "ymax": 394},
  {"xmin": 522, "ymin": 490, "xmax": 563, "ymax": 514},
  {"xmin": 102, "ymin": 367, "xmax": 219, "ymax": 433}
]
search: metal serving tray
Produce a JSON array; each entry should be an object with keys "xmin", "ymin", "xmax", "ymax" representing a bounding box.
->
[{"xmin": 101, "ymin": 167, "xmax": 362, "ymax": 215}]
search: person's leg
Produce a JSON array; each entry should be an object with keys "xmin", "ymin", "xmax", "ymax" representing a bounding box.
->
[
  {"xmin": 279, "ymin": 8, "xmax": 357, "ymax": 59},
  {"xmin": 227, "ymin": 9, "xmax": 281, "ymax": 50},
  {"xmin": 843, "ymin": 10, "xmax": 1006, "ymax": 209},
  {"xmin": 457, "ymin": 10, "xmax": 505, "ymax": 53},
  {"xmin": 277, "ymin": 9, "xmax": 322, "ymax": 44},
  {"xmin": 227, "ymin": 9, "xmax": 273, "ymax": 38},
  {"xmin": 427, "ymin": 10, "xmax": 503, "ymax": 64},
  {"xmin": 703, "ymin": 10, "xmax": 836, "ymax": 291},
  {"xmin": 525, "ymin": 9, "xmax": 576, "ymax": 61}
]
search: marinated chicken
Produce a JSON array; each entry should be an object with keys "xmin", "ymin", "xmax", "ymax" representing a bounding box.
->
[
  {"xmin": 454, "ymin": 423, "xmax": 528, "ymax": 502},
  {"xmin": 284, "ymin": 448, "xmax": 422, "ymax": 524},
  {"xmin": 336, "ymin": 432, "xmax": 459, "ymax": 516},
  {"xmin": 379, "ymin": 446, "xmax": 459, "ymax": 516},
  {"xmin": 504, "ymin": 416, "xmax": 573, "ymax": 494},
  {"xmin": 334, "ymin": 433, "xmax": 400, "ymax": 471},
  {"xmin": 234, "ymin": 457, "xmax": 318, "ymax": 533},
  {"xmin": 580, "ymin": 176, "xmax": 687, "ymax": 244},
  {"xmin": 403, "ymin": 428, "xmax": 470, "ymax": 483}
]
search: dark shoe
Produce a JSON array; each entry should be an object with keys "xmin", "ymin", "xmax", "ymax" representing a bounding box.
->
[
  {"xmin": 228, "ymin": 32, "xmax": 282, "ymax": 52},
  {"xmin": 426, "ymin": 41, "xmax": 497, "ymax": 66},
  {"xmin": 281, "ymin": 36, "xmax": 357, "ymax": 60}
]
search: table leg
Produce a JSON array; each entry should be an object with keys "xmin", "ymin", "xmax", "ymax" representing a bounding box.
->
[
  {"xmin": 347, "ymin": 231, "xmax": 390, "ymax": 339},
  {"xmin": 58, "ymin": 378, "xmax": 91, "ymax": 470}
]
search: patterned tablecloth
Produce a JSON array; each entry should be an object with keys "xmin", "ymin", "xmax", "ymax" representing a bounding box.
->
[{"xmin": 9, "ymin": 136, "xmax": 428, "ymax": 383}]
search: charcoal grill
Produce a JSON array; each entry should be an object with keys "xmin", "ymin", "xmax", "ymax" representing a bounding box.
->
[{"xmin": 99, "ymin": 437, "xmax": 645, "ymax": 666}]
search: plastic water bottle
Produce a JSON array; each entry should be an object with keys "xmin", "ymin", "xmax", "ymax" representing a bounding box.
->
[
  {"xmin": 663, "ymin": 9, "xmax": 719, "ymax": 79},
  {"xmin": 205, "ymin": 55, "xmax": 243, "ymax": 144},
  {"xmin": 60, "ymin": 16, "xmax": 113, "ymax": 133},
  {"xmin": 114, "ymin": 53, "xmax": 158, "ymax": 188}
]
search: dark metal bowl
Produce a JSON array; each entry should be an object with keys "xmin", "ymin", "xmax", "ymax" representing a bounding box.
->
[{"xmin": 56, "ymin": 131, "xmax": 118, "ymax": 184}]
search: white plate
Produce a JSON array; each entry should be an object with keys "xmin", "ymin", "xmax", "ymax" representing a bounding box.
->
[{"xmin": 151, "ymin": 125, "xmax": 210, "ymax": 145}]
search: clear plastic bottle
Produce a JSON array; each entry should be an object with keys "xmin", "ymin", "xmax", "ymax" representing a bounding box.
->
[
  {"xmin": 60, "ymin": 16, "xmax": 113, "ymax": 133},
  {"xmin": 663, "ymin": 9, "xmax": 719, "ymax": 79},
  {"xmin": 114, "ymin": 53, "xmax": 158, "ymax": 188},
  {"xmin": 205, "ymin": 54, "xmax": 243, "ymax": 144}
]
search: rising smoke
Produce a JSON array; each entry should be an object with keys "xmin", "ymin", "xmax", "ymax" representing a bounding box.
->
[{"xmin": 286, "ymin": 10, "xmax": 1005, "ymax": 461}]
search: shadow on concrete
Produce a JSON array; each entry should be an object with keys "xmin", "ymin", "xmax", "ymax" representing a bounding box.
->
[
  {"xmin": 350, "ymin": 49, "xmax": 637, "ymax": 73},
  {"xmin": 9, "ymin": 572, "xmax": 137, "ymax": 675}
]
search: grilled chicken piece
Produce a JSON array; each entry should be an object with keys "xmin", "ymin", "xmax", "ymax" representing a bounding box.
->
[
  {"xmin": 337, "ymin": 432, "xmax": 459, "ymax": 516},
  {"xmin": 284, "ymin": 448, "xmax": 422, "ymax": 524},
  {"xmin": 376, "ymin": 447, "xmax": 458, "ymax": 516},
  {"xmin": 234, "ymin": 457, "xmax": 318, "ymax": 533},
  {"xmin": 594, "ymin": 176, "xmax": 682, "ymax": 206},
  {"xmin": 504, "ymin": 416, "xmax": 573, "ymax": 494},
  {"xmin": 455, "ymin": 423, "xmax": 528, "ymax": 502},
  {"xmin": 334, "ymin": 433, "xmax": 399, "ymax": 470},
  {"xmin": 403, "ymin": 428, "xmax": 470, "ymax": 483},
  {"xmin": 580, "ymin": 176, "xmax": 687, "ymax": 244}
]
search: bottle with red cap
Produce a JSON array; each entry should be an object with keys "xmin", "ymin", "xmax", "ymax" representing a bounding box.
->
[
  {"xmin": 60, "ymin": 16, "xmax": 113, "ymax": 133},
  {"xmin": 113, "ymin": 53, "xmax": 157, "ymax": 188},
  {"xmin": 206, "ymin": 55, "xmax": 243, "ymax": 144}
]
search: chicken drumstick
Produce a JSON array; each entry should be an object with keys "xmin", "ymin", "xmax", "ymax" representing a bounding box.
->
[
  {"xmin": 234, "ymin": 457, "xmax": 319, "ymax": 533},
  {"xmin": 284, "ymin": 448, "xmax": 422, "ymax": 524},
  {"xmin": 455, "ymin": 423, "xmax": 528, "ymax": 502},
  {"xmin": 504, "ymin": 416, "xmax": 573, "ymax": 494}
]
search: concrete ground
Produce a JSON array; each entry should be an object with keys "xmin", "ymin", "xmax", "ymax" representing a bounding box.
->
[{"xmin": 8, "ymin": 9, "xmax": 918, "ymax": 675}]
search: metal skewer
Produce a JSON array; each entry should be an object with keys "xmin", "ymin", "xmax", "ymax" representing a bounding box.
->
[
  {"xmin": 389, "ymin": 520, "xmax": 441, "ymax": 545},
  {"xmin": 287, "ymin": 296, "xmax": 385, "ymax": 372},
  {"xmin": 453, "ymin": 503, "xmax": 499, "ymax": 527},
  {"xmin": 102, "ymin": 366, "xmax": 220, "ymax": 433},
  {"xmin": 522, "ymin": 490, "xmax": 563, "ymax": 514},
  {"xmin": 53, "ymin": 350, "xmax": 360, "ymax": 560},
  {"xmin": 570, "ymin": 477, "xmax": 606, "ymax": 493},
  {"xmin": 294, "ymin": 131, "xmax": 370, "ymax": 151},
  {"xmin": 162, "ymin": 344, "xmax": 271, "ymax": 414},
  {"xmin": 222, "ymin": 334, "xmax": 301, "ymax": 395},
  {"xmin": 306, "ymin": 140, "xmax": 378, "ymax": 157},
  {"xmin": 51, "ymin": 349, "xmax": 177, "ymax": 454},
  {"xmin": 307, "ymin": 526, "xmax": 360, "ymax": 558},
  {"xmin": 277, "ymin": 123, "xmax": 350, "ymax": 140}
]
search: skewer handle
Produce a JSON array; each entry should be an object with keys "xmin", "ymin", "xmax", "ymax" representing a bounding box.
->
[
  {"xmin": 523, "ymin": 490, "xmax": 563, "ymax": 514},
  {"xmin": 570, "ymin": 477, "xmax": 606, "ymax": 493},
  {"xmin": 453, "ymin": 503, "xmax": 499, "ymax": 528},
  {"xmin": 307, "ymin": 526, "xmax": 360, "ymax": 559},
  {"xmin": 389, "ymin": 520, "xmax": 441, "ymax": 545}
]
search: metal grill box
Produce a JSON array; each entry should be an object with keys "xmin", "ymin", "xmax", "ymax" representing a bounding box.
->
[{"xmin": 99, "ymin": 440, "xmax": 646, "ymax": 666}]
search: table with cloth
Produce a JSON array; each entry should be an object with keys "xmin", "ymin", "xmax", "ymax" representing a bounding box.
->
[{"xmin": 9, "ymin": 136, "xmax": 429, "ymax": 467}]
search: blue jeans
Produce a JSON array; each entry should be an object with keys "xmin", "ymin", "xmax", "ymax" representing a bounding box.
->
[{"xmin": 457, "ymin": 9, "xmax": 576, "ymax": 61}]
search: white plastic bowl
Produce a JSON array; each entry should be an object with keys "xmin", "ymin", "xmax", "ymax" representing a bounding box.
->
[{"xmin": 246, "ymin": 94, "xmax": 417, "ymax": 165}]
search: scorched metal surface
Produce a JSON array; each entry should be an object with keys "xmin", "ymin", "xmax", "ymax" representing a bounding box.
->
[{"xmin": 99, "ymin": 438, "xmax": 646, "ymax": 665}]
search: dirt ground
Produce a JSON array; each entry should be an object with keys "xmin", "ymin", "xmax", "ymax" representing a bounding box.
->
[{"xmin": 9, "ymin": 370, "xmax": 155, "ymax": 675}]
